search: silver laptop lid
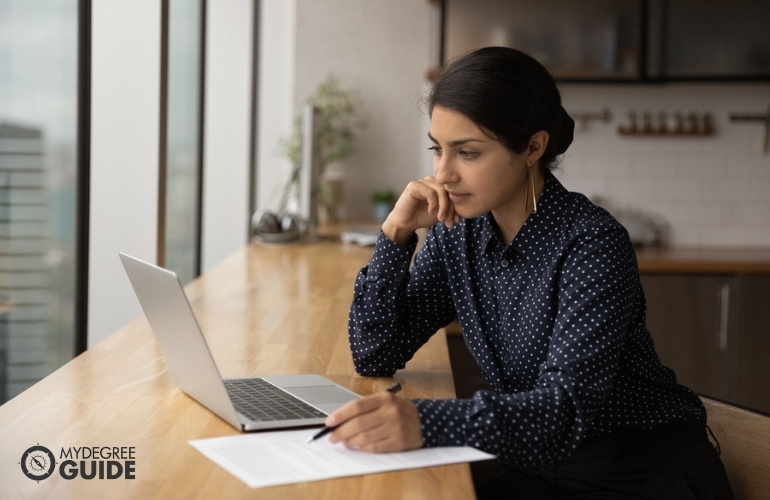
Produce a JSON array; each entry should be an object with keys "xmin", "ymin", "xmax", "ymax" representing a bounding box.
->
[{"xmin": 119, "ymin": 252, "xmax": 243, "ymax": 429}]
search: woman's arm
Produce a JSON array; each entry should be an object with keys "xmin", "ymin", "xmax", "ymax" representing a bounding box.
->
[{"xmin": 348, "ymin": 227, "xmax": 456, "ymax": 376}]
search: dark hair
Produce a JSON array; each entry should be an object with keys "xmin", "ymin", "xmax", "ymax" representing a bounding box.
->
[{"xmin": 428, "ymin": 46, "xmax": 574, "ymax": 173}]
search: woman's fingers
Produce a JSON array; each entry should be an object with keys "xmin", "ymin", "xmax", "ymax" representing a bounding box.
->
[
  {"xmin": 327, "ymin": 392, "xmax": 423, "ymax": 453},
  {"xmin": 382, "ymin": 177, "xmax": 457, "ymax": 244},
  {"xmin": 409, "ymin": 177, "xmax": 455, "ymax": 226}
]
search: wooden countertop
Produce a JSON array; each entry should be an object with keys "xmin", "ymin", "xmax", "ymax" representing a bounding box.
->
[
  {"xmin": 636, "ymin": 247, "xmax": 770, "ymax": 274},
  {"xmin": 0, "ymin": 239, "xmax": 472, "ymax": 499},
  {"xmin": 325, "ymin": 222, "xmax": 770, "ymax": 275},
  {"xmin": 332, "ymin": 223, "xmax": 770, "ymax": 275}
]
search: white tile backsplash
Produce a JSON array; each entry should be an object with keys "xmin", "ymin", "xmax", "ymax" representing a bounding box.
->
[
  {"xmin": 678, "ymin": 157, "xmax": 727, "ymax": 180},
  {"xmin": 557, "ymin": 83, "xmax": 770, "ymax": 248}
]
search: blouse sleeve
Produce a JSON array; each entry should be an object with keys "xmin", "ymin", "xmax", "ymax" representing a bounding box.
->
[{"xmin": 347, "ymin": 229, "xmax": 456, "ymax": 377}]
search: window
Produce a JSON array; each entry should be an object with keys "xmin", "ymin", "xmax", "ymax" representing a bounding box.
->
[
  {"xmin": 160, "ymin": 0, "xmax": 205, "ymax": 284},
  {"xmin": 0, "ymin": 0, "xmax": 87, "ymax": 403}
]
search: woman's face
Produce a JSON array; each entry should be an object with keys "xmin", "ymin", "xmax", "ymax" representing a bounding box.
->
[{"xmin": 428, "ymin": 106, "xmax": 532, "ymax": 226}]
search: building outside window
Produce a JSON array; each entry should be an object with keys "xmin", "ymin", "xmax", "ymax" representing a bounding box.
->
[{"xmin": 0, "ymin": 0, "xmax": 84, "ymax": 403}]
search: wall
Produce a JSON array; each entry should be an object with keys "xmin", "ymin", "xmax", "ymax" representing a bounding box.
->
[
  {"xmin": 559, "ymin": 83, "xmax": 770, "ymax": 247},
  {"xmin": 255, "ymin": 0, "xmax": 296, "ymax": 214},
  {"xmin": 256, "ymin": 0, "xmax": 440, "ymax": 221},
  {"xmin": 89, "ymin": 0, "xmax": 161, "ymax": 347},
  {"xmin": 202, "ymin": 0, "xmax": 253, "ymax": 272}
]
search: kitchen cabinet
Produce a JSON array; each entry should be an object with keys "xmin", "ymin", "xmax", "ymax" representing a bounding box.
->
[
  {"xmin": 441, "ymin": 0, "xmax": 770, "ymax": 82},
  {"xmin": 655, "ymin": 0, "xmax": 770, "ymax": 80},
  {"xmin": 641, "ymin": 274, "xmax": 770, "ymax": 414},
  {"xmin": 641, "ymin": 275, "xmax": 732, "ymax": 401},
  {"xmin": 443, "ymin": 0, "xmax": 641, "ymax": 81},
  {"xmin": 733, "ymin": 276, "xmax": 770, "ymax": 414}
]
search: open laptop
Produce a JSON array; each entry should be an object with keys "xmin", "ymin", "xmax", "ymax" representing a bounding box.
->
[{"xmin": 119, "ymin": 252, "xmax": 360, "ymax": 432}]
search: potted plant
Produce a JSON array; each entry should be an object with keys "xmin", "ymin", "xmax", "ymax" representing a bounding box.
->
[
  {"xmin": 370, "ymin": 189, "xmax": 396, "ymax": 223},
  {"xmin": 279, "ymin": 75, "xmax": 366, "ymax": 222}
]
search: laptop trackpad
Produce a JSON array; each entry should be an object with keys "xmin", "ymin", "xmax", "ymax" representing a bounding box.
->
[{"xmin": 289, "ymin": 385, "xmax": 360, "ymax": 412}]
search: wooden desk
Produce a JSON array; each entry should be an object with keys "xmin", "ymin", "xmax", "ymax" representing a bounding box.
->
[{"xmin": 0, "ymin": 238, "xmax": 474, "ymax": 499}]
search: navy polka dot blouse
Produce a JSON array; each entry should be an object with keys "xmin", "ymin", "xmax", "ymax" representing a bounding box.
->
[{"xmin": 348, "ymin": 173, "xmax": 706, "ymax": 468}]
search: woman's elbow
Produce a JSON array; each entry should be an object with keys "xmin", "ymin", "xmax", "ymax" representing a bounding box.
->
[{"xmin": 352, "ymin": 357, "xmax": 398, "ymax": 377}]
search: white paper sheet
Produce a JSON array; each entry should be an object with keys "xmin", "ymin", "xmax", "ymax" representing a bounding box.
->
[{"xmin": 189, "ymin": 428, "xmax": 495, "ymax": 489}]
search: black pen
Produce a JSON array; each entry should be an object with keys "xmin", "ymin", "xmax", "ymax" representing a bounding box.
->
[{"xmin": 306, "ymin": 382, "xmax": 403, "ymax": 444}]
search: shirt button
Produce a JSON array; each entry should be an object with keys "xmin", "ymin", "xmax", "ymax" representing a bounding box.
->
[{"xmin": 501, "ymin": 259, "xmax": 509, "ymax": 268}]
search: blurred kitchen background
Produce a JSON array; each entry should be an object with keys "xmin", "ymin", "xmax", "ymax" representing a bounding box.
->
[{"xmin": 276, "ymin": 0, "xmax": 770, "ymax": 248}]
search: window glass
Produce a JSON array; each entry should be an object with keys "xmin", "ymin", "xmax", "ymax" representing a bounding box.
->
[
  {"xmin": 163, "ymin": 0, "xmax": 204, "ymax": 284},
  {"xmin": 0, "ymin": 0, "xmax": 80, "ymax": 403}
]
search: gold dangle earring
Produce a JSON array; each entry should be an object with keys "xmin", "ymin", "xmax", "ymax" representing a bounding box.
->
[{"xmin": 525, "ymin": 166, "xmax": 537, "ymax": 214}]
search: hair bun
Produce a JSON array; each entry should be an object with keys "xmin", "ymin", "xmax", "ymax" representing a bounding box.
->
[{"xmin": 552, "ymin": 106, "xmax": 575, "ymax": 156}]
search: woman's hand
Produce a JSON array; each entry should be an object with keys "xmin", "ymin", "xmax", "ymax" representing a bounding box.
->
[
  {"xmin": 325, "ymin": 391, "xmax": 424, "ymax": 453},
  {"xmin": 381, "ymin": 176, "xmax": 459, "ymax": 245}
]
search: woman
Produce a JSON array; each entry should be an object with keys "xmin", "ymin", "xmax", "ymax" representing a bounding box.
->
[{"xmin": 325, "ymin": 47, "xmax": 733, "ymax": 499}]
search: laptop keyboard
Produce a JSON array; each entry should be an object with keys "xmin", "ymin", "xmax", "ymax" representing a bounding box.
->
[{"xmin": 224, "ymin": 378, "xmax": 326, "ymax": 422}]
